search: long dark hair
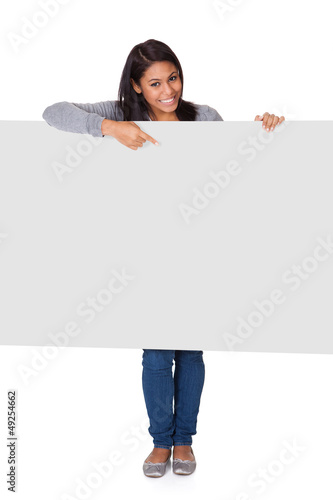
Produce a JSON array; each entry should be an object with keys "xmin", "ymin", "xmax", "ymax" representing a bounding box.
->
[{"xmin": 117, "ymin": 39, "xmax": 199, "ymax": 121}]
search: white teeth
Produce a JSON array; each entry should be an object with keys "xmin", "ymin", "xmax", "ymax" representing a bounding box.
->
[{"xmin": 160, "ymin": 96, "xmax": 175, "ymax": 103}]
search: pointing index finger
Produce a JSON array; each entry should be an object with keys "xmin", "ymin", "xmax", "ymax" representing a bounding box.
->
[{"xmin": 140, "ymin": 131, "xmax": 159, "ymax": 146}]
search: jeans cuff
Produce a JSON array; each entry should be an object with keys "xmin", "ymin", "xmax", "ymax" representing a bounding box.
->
[
  {"xmin": 154, "ymin": 445, "xmax": 172, "ymax": 450},
  {"xmin": 173, "ymin": 442, "xmax": 192, "ymax": 446}
]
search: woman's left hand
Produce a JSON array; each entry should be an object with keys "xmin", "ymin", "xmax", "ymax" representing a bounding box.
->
[{"xmin": 254, "ymin": 112, "xmax": 285, "ymax": 132}]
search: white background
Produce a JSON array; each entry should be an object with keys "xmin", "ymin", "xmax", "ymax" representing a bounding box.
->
[{"xmin": 1, "ymin": 0, "xmax": 333, "ymax": 498}]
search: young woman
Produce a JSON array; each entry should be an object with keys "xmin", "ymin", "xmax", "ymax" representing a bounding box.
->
[{"xmin": 42, "ymin": 38, "xmax": 285, "ymax": 478}]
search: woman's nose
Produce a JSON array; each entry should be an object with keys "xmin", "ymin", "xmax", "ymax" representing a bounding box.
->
[{"xmin": 160, "ymin": 83, "xmax": 174, "ymax": 95}]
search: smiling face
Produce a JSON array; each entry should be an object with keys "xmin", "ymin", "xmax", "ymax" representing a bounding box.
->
[{"xmin": 130, "ymin": 61, "xmax": 183, "ymax": 120}]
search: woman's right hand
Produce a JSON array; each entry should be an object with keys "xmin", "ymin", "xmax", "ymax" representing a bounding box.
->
[{"xmin": 101, "ymin": 119, "xmax": 159, "ymax": 150}]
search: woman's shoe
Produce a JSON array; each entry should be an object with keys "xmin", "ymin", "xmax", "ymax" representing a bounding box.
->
[
  {"xmin": 143, "ymin": 450, "xmax": 171, "ymax": 478},
  {"xmin": 172, "ymin": 446, "xmax": 196, "ymax": 475}
]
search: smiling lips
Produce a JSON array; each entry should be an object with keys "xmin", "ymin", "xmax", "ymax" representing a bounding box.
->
[{"xmin": 159, "ymin": 95, "xmax": 177, "ymax": 104}]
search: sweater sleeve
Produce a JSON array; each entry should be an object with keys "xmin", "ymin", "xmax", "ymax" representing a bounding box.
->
[
  {"xmin": 195, "ymin": 104, "xmax": 223, "ymax": 121},
  {"xmin": 206, "ymin": 105, "xmax": 223, "ymax": 121},
  {"xmin": 42, "ymin": 100, "xmax": 119, "ymax": 137}
]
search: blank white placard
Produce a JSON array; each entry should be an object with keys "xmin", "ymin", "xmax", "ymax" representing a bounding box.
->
[{"xmin": 0, "ymin": 120, "xmax": 332, "ymax": 353}]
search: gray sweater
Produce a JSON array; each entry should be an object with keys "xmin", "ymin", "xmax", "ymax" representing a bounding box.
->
[{"xmin": 42, "ymin": 100, "xmax": 223, "ymax": 137}]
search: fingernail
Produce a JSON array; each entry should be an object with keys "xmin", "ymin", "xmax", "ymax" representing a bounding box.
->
[{"xmin": 155, "ymin": 142, "xmax": 159, "ymax": 146}]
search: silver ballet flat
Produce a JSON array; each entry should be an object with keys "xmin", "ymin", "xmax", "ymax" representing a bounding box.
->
[
  {"xmin": 143, "ymin": 450, "xmax": 171, "ymax": 478},
  {"xmin": 172, "ymin": 447, "xmax": 196, "ymax": 475}
]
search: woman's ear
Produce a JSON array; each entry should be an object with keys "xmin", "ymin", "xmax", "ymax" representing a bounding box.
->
[{"xmin": 130, "ymin": 78, "xmax": 142, "ymax": 94}]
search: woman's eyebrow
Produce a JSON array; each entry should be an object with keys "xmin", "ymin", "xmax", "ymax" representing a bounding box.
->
[{"xmin": 148, "ymin": 71, "xmax": 177, "ymax": 82}]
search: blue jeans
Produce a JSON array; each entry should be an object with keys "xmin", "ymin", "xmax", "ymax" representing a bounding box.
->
[{"xmin": 142, "ymin": 349, "xmax": 205, "ymax": 449}]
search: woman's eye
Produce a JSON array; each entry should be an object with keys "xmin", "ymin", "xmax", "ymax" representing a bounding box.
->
[{"xmin": 151, "ymin": 76, "xmax": 177, "ymax": 87}]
